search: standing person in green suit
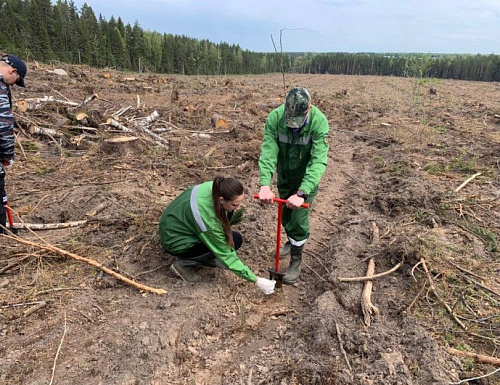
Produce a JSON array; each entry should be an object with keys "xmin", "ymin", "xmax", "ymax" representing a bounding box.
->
[
  {"xmin": 257, "ymin": 87, "xmax": 329, "ymax": 284},
  {"xmin": 159, "ymin": 176, "xmax": 276, "ymax": 295}
]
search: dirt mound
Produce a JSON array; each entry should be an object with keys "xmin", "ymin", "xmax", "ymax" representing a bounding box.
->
[{"xmin": 1, "ymin": 66, "xmax": 499, "ymax": 384}]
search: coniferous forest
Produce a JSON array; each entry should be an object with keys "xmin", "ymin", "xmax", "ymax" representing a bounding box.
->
[{"xmin": 1, "ymin": 0, "xmax": 499, "ymax": 81}]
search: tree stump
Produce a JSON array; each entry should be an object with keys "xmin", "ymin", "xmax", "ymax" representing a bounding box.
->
[{"xmin": 211, "ymin": 113, "xmax": 228, "ymax": 130}]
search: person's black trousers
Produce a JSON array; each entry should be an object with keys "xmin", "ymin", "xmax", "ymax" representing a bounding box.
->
[{"xmin": 172, "ymin": 231, "xmax": 243, "ymax": 267}]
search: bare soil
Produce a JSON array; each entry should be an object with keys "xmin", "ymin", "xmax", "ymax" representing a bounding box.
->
[{"xmin": 1, "ymin": 65, "xmax": 499, "ymax": 385}]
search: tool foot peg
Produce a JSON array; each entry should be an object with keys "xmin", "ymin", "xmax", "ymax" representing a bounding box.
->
[{"xmin": 268, "ymin": 268, "xmax": 285, "ymax": 289}]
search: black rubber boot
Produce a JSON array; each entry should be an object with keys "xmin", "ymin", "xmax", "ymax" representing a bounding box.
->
[
  {"xmin": 283, "ymin": 245, "xmax": 303, "ymax": 285},
  {"xmin": 280, "ymin": 241, "xmax": 291, "ymax": 258},
  {"xmin": 170, "ymin": 259, "xmax": 202, "ymax": 282}
]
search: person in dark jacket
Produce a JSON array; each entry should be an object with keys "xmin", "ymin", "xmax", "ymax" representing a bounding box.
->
[
  {"xmin": 0, "ymin": 55, "xmax": 27, "ymax": 234},
  {"xmin": 159, "ymin": 176, "xmax": 276, "ymax": 294},
  {"xmin": 257, "ymin": 87, "xmax": 329, "ymax": 284}
]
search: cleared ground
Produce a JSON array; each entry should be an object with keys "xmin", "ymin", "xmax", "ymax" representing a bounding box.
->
[{"xmin": 1, "ymin": 66, "xmax": 499, "ymax": 384}]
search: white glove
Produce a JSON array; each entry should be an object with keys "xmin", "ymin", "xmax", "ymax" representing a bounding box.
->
[{"xmin": 255, "ymin": 277, "xmax": 276, "ymax": 295}]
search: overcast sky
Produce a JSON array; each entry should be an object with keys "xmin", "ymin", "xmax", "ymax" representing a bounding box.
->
[{"xmin": 70, "ymin": 0, "xmax": 499, "ymax": 54}]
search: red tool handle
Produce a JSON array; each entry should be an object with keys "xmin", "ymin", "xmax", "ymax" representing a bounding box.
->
[
  {"xmin": 6, "ymin": 201, "xmax": 15, "ymax": 228},
  {"xmin": 252, "ymin": 194, "xmax": 309, "ymax": 208},
  {"xmin": 253, "ymin": 194, "xmax": 309, "ymax": 272}
]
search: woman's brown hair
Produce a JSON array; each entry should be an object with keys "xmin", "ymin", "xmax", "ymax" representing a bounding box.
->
[{"xmin": 212, "ymin": 176, "xmax": 244, "ymax": 247}]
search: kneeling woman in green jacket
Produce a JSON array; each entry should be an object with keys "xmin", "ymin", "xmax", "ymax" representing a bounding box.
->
[{"xmin": 159, "ymin": 176, "xmax": 275, "ymax": 295}]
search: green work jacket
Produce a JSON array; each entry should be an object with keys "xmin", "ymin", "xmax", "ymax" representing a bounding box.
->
[
  {"xmin": 259, "ymin": 104, "xmax": 329, "ymax": 195},
  {"xmin": 159, "ymin": 181, "xmax": 257, "ymax": 282}
]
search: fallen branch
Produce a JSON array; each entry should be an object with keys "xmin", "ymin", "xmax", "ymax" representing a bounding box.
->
[
  {"xmin": 23, "ymin": 300, "xmax": 47, "ymax": 317},
  {"xmin": 421, "ymin": 258, "xmax": 467, "ymax": 330},
  {"xmin": 134, "ymin": 111, "xmax": 168, "ymax": 146},
  {"xmin": 1, "ymin": 300, "xmax": 46, "ymax": 309},
  {"xmin": 104, "ymin": 136, "xmax": 139, "ymax": 143},
  {"xmin": 79, "ymin": 93, "xmax": 98, "ymax": 107},
  {"xmin": 9, "ymin": 220, "xmax": 87, "ymax": 230},
  {"xmin": 447, "ymin": 347, "xmax": 500, "ymax": 366},
  {"xmin": 460, "ymin": 274, "xmax": 500, "ymax": 299},
  {"xmin": 49, "ymin": 312, "xmax": 67, "ymax": 385},
  {"xmin": 0, "ymin": 254, "xmax": 34, "ymax": 273},
  {"xmin": 302, "ymin": 259, "xmax": 327, "ymax": 282},
  {"xmin": 137, "ymin": 110, "xmax": 160, "ymax": 127},
  {"xmin": 335, "ymin": 321, "xmax": 353, "ymax": 379},
  {"xmin": 407, "ymin": 280, "xmax": 427, "ymax": 312},
  {"xmin": 2, "ymin": 233, "xmax": 167, "ymax": 295},
  {"xmin": 454, "ymin": 172, "xmax": 482, "ymax": 193},
  {"xmin": 448, "ymin": 260, "xmax": 484, "ymax": 280},
  {"xmin": 449, "ymin": 367, "xmax": 500, "ymax": 385},
  {"xmin": 338, "ymin": 261, "xmax": 403, "ymax": 282},
  {"xmin": 361, "ymin": 257, "xmax": 380, "ymax": 326},
  {"xmin": 361, "ymin": 222, "xmax": 381, "ymax": 326}
]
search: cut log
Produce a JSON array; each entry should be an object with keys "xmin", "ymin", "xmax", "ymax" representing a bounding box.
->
[
  {"xmin": 10, "ymin": 220, "xmax": 87, "ymax": 230},
  {"xmin": 72, "ymin": 111, "xmax": 99, "ymax": 128},
  {"xmin": 16, "ymin": 96, "xmax": 78, "ymax": 112},
  {"xmin": 211, "ymin": 113, "xmax": 229, "ymax": 129},
  {"xmin": 137, "ymin": 110, "xmax": 160, "ymax": 127},
  {"xmin": 29, "ymin": 125, "xmax": 62, "ymax": 138},
  {"xmin": 105, "ymin": 118, "xmax": 133, "ymax": 132},
  {"xmin": 85, "ymin": 202, "xmax": 108, "ymax": 217},
  {"xmin": 16, "ymin": 99, "xmax": 29, "ymax": 112},
  {"xmin": 74, "ymin": 112, "xmax": 90, "ymax": 126},
  {"xmin": 23, "ymin": 301, "xmax": 47, "ymax": 317},
  {"xmin": 134, "ymin": 111, "xmax": 167, "ymax": 147},
  {"xmin": 80, "ymin": 93, "xmax": 98, "ymax": 107},
  {"xmin": 104, "ymin": 136, "xmax": 139, "ymax": 143}
]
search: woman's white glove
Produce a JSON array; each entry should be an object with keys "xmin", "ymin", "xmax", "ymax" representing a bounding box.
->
[{"xmin": 255, "ymin": 277, "xmax": 276, "ymax": 295}]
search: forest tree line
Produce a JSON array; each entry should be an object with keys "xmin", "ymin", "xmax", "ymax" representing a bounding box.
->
[{"xmin": 1, "ymin": 0, "xmax": 499, "ymax": 81}]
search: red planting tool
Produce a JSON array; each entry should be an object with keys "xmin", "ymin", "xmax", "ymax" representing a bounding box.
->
[
  {"xmin": 5, "ymin": 201, "xmax": 18, "ymax": 234},
  {"xmin": 254, "ymin": 194, "xmax": 309, "ymax": 288}
]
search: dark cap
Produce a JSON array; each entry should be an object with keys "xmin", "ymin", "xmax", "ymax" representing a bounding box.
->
[
  {"xmin": 284, "ymin": 87, "xmax": 311, "ymax": 128},
  {"xmin": 1, "ymin": 55, "xmax": 27, "ymax": 87}
]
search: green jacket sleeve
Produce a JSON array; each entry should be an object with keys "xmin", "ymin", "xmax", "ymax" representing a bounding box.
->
[
  {"xmin": 258, "ymin": 108, "xmax": 280, "ymax": 186},
  {"xmin": 199, "ymin": 230, "xmax": 257, "ymax": 282},
  {"xmin": 299, "ymin": 108, "xmax": 329, "ymax": 194}
]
